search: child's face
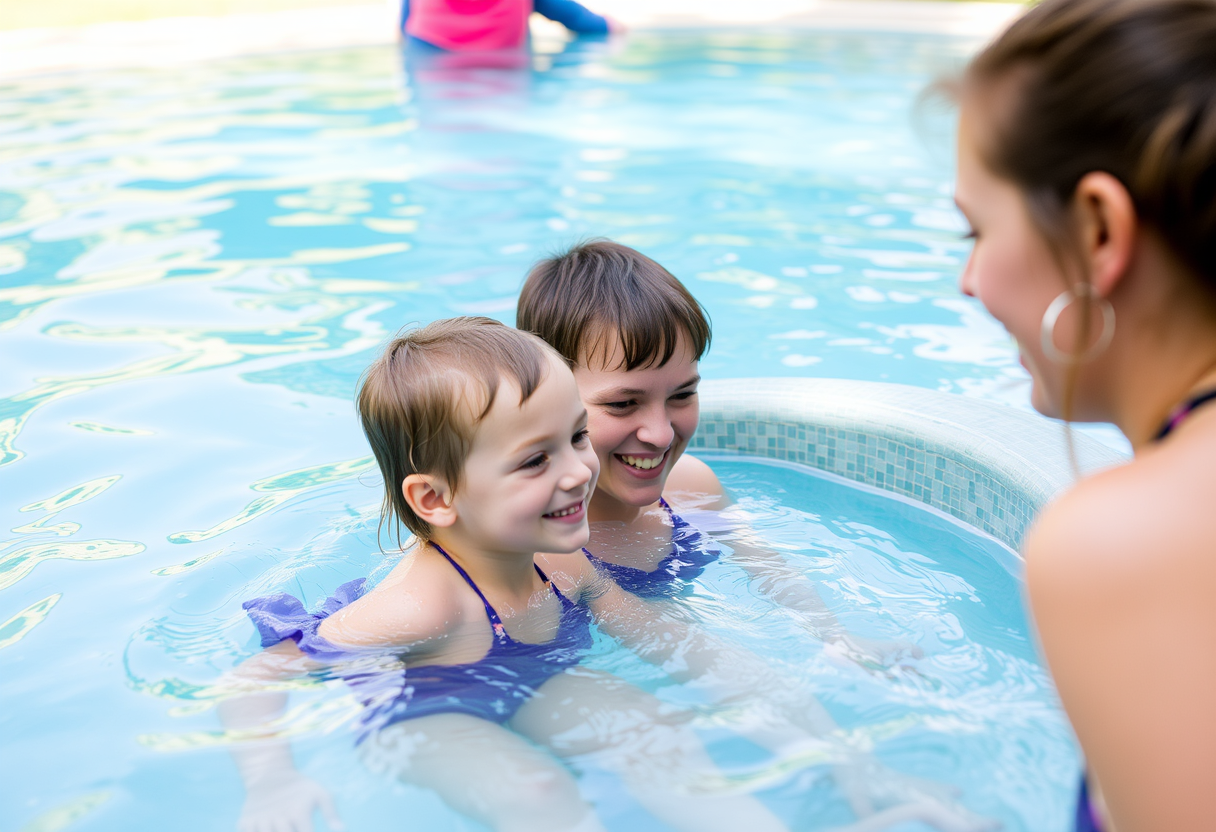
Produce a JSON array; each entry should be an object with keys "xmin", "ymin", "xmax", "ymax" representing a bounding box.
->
[
  {"xmin": 454, "ymin": 354, "xmax": 600, "ymax": 555},
  {"xmin": 573, "ymin": 332, "xmax": 700, "ymax": 515}
]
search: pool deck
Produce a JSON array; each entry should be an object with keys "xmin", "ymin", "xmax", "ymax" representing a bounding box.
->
[{"xmin": 0, "ymin": 0, "xmax": 1024, "ymax": 79}]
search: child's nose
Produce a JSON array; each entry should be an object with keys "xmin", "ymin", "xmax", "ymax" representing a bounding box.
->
[
  {"xmin": 635, "ymin": 405, "xmax": 675, "ymax": 449},
  {"xmin": 559, "ymin": 454, "xmax": 594, "ymax": 492}
]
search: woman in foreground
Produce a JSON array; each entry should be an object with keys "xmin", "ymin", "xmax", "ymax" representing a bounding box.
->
[{"xmin": 949, "ymin": 0, "xmax": 1216, "ymax": 829}]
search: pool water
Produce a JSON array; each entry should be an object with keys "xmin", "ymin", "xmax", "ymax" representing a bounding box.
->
[{"xmin": 1, "ymin": 28, "xmax": 1076, "ymax": 832}]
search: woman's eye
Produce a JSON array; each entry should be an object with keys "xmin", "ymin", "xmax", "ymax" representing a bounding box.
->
[
  {"xmin": 521, "ymin": 454, "xmax": 548, "ymax": 470},
  {"xmin": 604, "ymin": 400, "xmax": 634, "ymax": 411}
]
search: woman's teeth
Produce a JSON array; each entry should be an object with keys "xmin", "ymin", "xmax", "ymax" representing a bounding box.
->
[
  {"xmin": 620, "ymin": 454, "xmax": 663, "ymax": 470},
  {"xmin": 546, "ymin": 502, "xmax": 581, "ymax": 517}
]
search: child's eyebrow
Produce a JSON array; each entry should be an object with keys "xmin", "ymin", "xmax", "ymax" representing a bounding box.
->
[{"xmin": 510, "ymin": 409, "xmax": 589, "ymax": 455}]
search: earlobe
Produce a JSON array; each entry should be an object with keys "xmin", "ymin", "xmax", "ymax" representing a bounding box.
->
[
  {"xmin": 1075, "ymin": 171, "xmax": 1136, "ymax": 297},
  {"xmin": 402, "ymin": 474, "xmax": 457, "ymax": 528}
]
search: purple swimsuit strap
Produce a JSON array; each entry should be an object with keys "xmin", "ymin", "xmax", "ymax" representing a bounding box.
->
[
  {"xmin": 428, "ymin": 542, "xmax": 564, "ymax": 640},
  {"xmin": 1153, "ymin": 388, "xmax": 1216, "ymax": 442}
]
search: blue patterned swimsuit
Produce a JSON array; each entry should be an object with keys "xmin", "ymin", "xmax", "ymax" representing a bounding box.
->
[
  {"xmin": 243, "ymin": 543, "xmax": 593, "ymax": 740},
  {"xmin": 582, "ymin": 498, "xmax": 722, "ymax": 599}
]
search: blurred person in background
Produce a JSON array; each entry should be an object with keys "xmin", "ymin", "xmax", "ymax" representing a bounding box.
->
[{"xmin": 399, "ymin": 0, "xmax": 615, "ymax": 52}]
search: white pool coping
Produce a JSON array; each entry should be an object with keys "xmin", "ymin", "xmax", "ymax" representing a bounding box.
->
[
  {"xmin": 0, "ymin": 0, "xmax": 1024, "ymax": 79},
  {"xmin": 695, "ymin": 378, "xmax": 1128, "ymax": 552}
]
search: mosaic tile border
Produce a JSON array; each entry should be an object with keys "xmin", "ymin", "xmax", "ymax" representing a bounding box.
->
[{"xmin": 693, "ymin": 379, "xmax": 1127, "ymax": 552}]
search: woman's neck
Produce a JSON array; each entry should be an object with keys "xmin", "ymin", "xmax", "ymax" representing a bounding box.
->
[
  {"xmin": 1105, "ymin": 303, "xmax": 1216, "ymax": 450},
  {"xmin": 588, "ymin": 488, "xmax": 654, "ymax": 525}
]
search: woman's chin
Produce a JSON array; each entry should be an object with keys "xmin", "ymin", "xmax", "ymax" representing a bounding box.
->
[
  {"xmin": 1028, "ymin": 381, "xmax": 1063, "ymax": 419},
  {"xmin": 594, "ymin": 475, "xmax": 665, "ymax": 512}
]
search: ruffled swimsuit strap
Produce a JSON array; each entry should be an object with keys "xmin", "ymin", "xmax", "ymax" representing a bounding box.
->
[
  {"xmin": 429, "ymin": 542, "xmax": 558, "ymax": 641},
  {"xmin": 429, "ymin": 541, "xmax": 512, "ymax": 642}
]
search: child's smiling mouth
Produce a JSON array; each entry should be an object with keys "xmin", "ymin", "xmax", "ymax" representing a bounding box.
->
[{"xmin": 544, "ymin": 499, "xmax": 586, "ymax": 521}]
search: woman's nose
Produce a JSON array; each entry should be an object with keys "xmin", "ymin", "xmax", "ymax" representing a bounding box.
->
[
  {"xmin": 635, "ymin": 405, "xmax": 675, "ymax": 449},
  {"xmin": 959, "ymin": 256, "xmax": 977, "ymax": 298}
]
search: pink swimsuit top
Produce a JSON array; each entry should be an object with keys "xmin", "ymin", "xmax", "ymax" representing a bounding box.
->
[{"xmin": 406, "ymin": 0, "xmax": 533, "ymax": 51}]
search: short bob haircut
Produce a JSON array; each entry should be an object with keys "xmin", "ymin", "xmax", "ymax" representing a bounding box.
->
[
  {"xmin": 357, "ymin": 317, "xmax": 559, "ymax": 546},
  {"xmin": 517, "ymin": 239, "xmax": 711, "ymax": 371}
]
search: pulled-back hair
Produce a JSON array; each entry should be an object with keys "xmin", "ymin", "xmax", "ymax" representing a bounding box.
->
[
  {"xmin": 517, "ymin": 239, "xmax": 711, "ymax": 370},
  {"xmin": 357, "ymin": 317, "xmax": 557, "ymax": 546},
  {"xmin": 963, "ymin": 0, "xmax": 1216, "ymax": 292}
]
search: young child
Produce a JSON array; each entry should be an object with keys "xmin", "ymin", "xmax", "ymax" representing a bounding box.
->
[
  {"xmin": 516, "ymin": 239, "xmax": 918, "ymax": 671},
  {"xmin": 219, "ymin": 317, "xmax": 989, "ymax": 832}
]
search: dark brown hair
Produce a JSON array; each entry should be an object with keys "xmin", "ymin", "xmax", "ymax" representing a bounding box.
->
[
  {"xmin": 517, "ymin": 239, "xmax": 711, "ymax": 370},
  {"xmin": 356, "ymin": 317, "xmax": 558, "ymax": 546},
  {"xmin": 964, "ymin": 0, "xmax": 1216, "ymax": 293}
]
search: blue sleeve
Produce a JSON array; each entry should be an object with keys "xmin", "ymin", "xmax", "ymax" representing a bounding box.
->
[{"xmin": 533, "ymin": 0, "xmax": 609, "ymax": 34}]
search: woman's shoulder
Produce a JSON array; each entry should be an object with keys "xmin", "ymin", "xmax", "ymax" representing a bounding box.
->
[
  {"xmin": 1026, "ymin": 432, "xmax": 1216, "ymax": 598},
  {"xmin": 664, "ymin": 454, "xmax": 730, "ymax": 510}
]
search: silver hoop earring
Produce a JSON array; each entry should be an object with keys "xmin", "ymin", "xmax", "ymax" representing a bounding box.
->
[{"xmin": 1039, "ymin": 283, "xmax": 1115, "ymax": 364}]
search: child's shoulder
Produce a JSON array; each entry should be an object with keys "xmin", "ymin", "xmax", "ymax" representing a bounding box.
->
[{"xmin": 318, "ymin": 548, "xmax": 477, "ymax": 651}]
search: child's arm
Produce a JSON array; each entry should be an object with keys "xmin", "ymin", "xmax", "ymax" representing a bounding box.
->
[
  {"xmin": 217, "ymin": 641, "xmax": 344, "ymax": 832},
  {"xmin": 540, "ymin": 554, "xmax": 995, "ymax": 832},
  {"xmin": 711, "ymin": 521, "xmax": 922, "ymax": 671},
  {"xmin": 532, "ymin": 0, "xmax": 613, "ymax": 34},
  {"xmin": 667, "ymin": 455, "xmax": 921, "ymax": 670}
]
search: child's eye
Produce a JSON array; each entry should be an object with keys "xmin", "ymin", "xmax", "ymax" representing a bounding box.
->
[
  {"xmin": 572, "ymin": 428, "xmax": 590, "ymax": 446},
  {"xmin": 671, "ymin": 391, "xmax": 697, "ymax": 402},
  {"xmin": 521, "ymin": 453, "xmax": 548, "ymax": 470}
]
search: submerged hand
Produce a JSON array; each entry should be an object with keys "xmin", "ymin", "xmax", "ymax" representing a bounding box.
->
[
  {"xmin": 832, "ymin": 758, "xmax": 998, "ymax": 832},
  {"xmin": 239, "ymin": 772, "xmax": 344, "ymax": 832},
  {"xmin": 829, "ymin": 801, "xmax": 1001, "ymax": 832},
  {"xmin": 823, "ymin": 633, "xmax": 923, "ymax": 673}
]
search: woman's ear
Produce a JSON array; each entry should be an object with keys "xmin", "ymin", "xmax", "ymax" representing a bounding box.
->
[
  {"xmin": 402, "ymin": 474, "xmax": 456, "ymax": 529},
  {"xmin": 1073, "ymin": 171, "xmax": 1137, "ymax": 298}
]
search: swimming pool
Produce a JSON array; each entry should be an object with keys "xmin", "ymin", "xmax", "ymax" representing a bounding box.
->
[{"xmin": 2, "ymin": 27, "xmax": 1077, "ymax": 832}]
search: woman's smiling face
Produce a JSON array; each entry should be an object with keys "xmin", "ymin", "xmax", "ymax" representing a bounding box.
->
[
  {"xmin": 572, "ymin": 332, "xmax": 700, "ymax": 520},
  {"xmin": 955, "ymin": 103, "xmax": 1075, "ymax": 417}
]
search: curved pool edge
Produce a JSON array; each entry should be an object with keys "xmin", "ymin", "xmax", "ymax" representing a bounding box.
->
[{"xmin": 693, "ymin": 378, "xmax": 1128, "ymax": 552}]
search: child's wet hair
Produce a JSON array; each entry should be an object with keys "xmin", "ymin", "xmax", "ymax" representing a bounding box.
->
[
  {"xmin": 517, "ymin": 239, "xmax": 711, "ymax": 370},
  {"xmin": 357, "ymin": 317, "xmax": 561, "ymax": 546}
]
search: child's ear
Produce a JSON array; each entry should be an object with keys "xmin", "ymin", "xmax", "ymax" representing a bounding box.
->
[{"xmin": 402, "ymin": 474, "xmax": 456, "ymax": 529}]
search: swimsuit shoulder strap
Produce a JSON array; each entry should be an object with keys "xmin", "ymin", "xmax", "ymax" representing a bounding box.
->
[
  {"xmin": 429, "ymin": 542, "xmax": 508, "ymax": 639},
  {"xmin": 1155, "ymin": 387, "xmax": 1216, "ymax": 441},
  {"xmin": 533, "ymin": 563, "xmax": 573, "ymax": 605}
]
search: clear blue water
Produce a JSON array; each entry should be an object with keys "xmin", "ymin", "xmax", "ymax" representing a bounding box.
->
[{"xmin": 1, "ymin": 30, "xmax": 1076, "ymax": 832}]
